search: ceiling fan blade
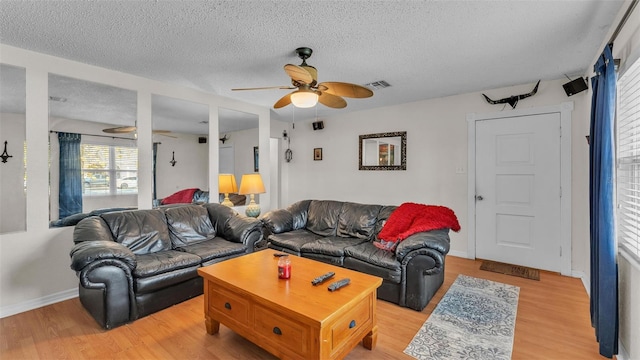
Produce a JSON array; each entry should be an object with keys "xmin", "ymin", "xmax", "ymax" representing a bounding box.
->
[
  {"xmin": 284, "ymin": 64, "xmax": 313, "ymax": 85},
  {"xmin": 317, "ymin": 82, "xmax": 374, "ymax": 98},
  {"xmin": 232, "ymin": 86, "xmax": 296, "ymax": 91},
  {"xmin": 318, "ymin": 92, "xmax": 347, "ymax": 108},
  {"xmin": 156, "ymin": 133, "xmax": 177, "ymax": 138},
  {"xmin": 274, "ymin": 92, "xmax": 293, "ymax": 109},
  {"xmin": 103, "ymin": 126, "xmax": 136, "ymax": 134}
]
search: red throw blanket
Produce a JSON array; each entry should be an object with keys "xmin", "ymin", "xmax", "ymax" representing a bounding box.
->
[
  {"xmin": 375, "ymin": 202, "xmax": 461, "ymax": 251},
  {"xmin": 161, "ymin": 188, "xmax": 199, "ymax": 205}
]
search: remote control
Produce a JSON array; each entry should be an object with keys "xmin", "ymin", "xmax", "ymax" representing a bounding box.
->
[
  {"xmin": 273, "ymin": 253, "xmax": 288, "ymax": 257},
  {"xmin": 328, "ymin": 278, "xmax": 350, "ymax": 292},
  {"xmin": 311, "ymin": 271, "xmax": 335, "ymax": 286}
]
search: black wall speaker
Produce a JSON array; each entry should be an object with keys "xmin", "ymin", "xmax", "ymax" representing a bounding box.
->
[
  {"xmin": 312, "ymin": 121, "xmax": 324, "ymax": 130},
  {"xmin": 198, "ymin": 137, "xmax": 207, "ymax": 143},
  {"xmin": 563, "ymin": 77, "xmax": 588, "ymax": 96}
]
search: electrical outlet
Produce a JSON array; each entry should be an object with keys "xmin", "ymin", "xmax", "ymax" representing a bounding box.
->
[{"xmin": 455, "ymin": 166, "xmax": 465, "ymax": 174}]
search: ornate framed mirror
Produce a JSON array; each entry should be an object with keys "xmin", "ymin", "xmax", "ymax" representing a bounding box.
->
[{"xmin": 359, "ymin": 131, "xmax": 406, "ymax": 170}]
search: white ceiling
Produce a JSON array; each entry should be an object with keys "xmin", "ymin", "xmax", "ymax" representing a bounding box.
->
[{"xmin": 0, "ymin": 1, "xmax": 625, "ymax": 134}]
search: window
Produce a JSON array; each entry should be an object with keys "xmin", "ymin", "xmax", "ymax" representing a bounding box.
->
[
  {"xmin": 617, "ymin": 56, "xmax": 640, "ymax": 262},
  {"xmin": 81, "ymin": 143, "xmax": 138, "ymax": 196}
]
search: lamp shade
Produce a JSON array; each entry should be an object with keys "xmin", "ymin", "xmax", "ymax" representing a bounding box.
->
[
  {"xmin": 290, "ymin": 89, "xmax": 318, "ymax": 108},
  {"xmin": 238, "ymin": 173, "xmax": 266, "ymax": 195},
  {"xmin": 218, "ymin": 174, "xmax": 238, "ymax": 193}
]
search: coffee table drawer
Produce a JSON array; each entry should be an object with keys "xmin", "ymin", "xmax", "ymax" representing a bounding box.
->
[
  {"xmin": 254, "ymin": 304, "xmax": 311, "ymax": 357},
  {"xmin": 209, "ymin": 287, "xmax": 250, "ymax": 327},
  {"xmin": 331, "ymin": 296, "xmax": 373, "ymax": 351}
]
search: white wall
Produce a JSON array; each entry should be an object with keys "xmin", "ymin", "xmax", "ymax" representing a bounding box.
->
[
  {"xmin": 0, "ymin": 113, "xmax": 27, "ymax": 233},
  {"xmin": 0, "ymin": 44, "xmax": 270, "ymax": 317},
  {"xmin": 225, "ymin": 127, "xmax": 259, "ymax": 185},
  {"xmin": 155, "ymin": 133, "xmax": 209, "ymax": 199},
  {"xmin": 283, "ymin": 78, "xmax": 591, "ymax": 267}
]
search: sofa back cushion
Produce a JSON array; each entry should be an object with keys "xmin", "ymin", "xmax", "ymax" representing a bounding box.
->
[
  {"xmin": 286, "ymin": 200, "xmax": 312, "ymax": 230},
  {"xmin": 306, "ymin": 200, "xmax": 344, "ymax": 236},
  {"xmin": 337, "ymin": 202, "xmax": 381, "ymax": 239},
  {"xmin": 374, "ymin": 205, "xmax": 397, "ymax": 240},
  {"xmin": 165, "ymin": 205, "xmax": 216, "ymax": 247},
  {"xmin": 100, "ymin": 209, "xmax": 171, "ymax": 255}
]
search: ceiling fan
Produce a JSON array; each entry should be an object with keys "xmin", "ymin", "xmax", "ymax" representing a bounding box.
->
[
  {"xmin": 102, "ymin": 126, "xmax": 176, "ymax": 138},
  {"xmin": 232, "ymin": 47, "xmax": 374, "ymax": 109}
]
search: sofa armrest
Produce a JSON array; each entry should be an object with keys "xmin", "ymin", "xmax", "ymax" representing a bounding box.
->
[
  {"xmin": 395, "ymin": 228, "xmax": 450, "ymax": 262},
  {"xmin": 261, "ymin": 209, "xmax": 295, "ymax": 234},
  {"xmin": 73, "ymin": 216, "xmax": 116, "ymax": 244},
  {"xmin": 75, "ymin": 257, "xmax": 137, "ymax": 329},
  {"xmin": 221, "ymin": 215, "xmax": 263, "ymax": 248},
  {"xmin": 70, "ymin": 241, "xmax": 136, "ymax": 272}
]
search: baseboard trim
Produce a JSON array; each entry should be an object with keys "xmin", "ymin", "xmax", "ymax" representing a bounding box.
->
[
  {"xmin": 617, "ymin": 339, "xmax": 630, "ymax": 360},
  {"xmin": 571, "ymin": 270, "xmax": 590, "ymax": 296},
  {"xmin": 0, "ymin": 288, "xmax": 78, "ymax": 319},
  {"xmin": 447, "ymin": 250, "xmax": 469, "ymax": 259}
]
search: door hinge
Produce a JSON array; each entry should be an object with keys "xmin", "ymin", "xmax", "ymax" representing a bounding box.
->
[
  {"xmin": 559, "ymin": 126, "xmax": 562, "ymax": 137},
  {"xmin": 560, "ymin": 186, "xmax": 562, "ymax": 198},
  {"xmin": 560, "ymin": 246, "xmax": 562, "ymax": 257}
]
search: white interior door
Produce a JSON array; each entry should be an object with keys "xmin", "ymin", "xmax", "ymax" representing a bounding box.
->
[
  {"xmin": 219, "ymin": 146, "xmax": 234, "ymax": 175},
  {"xmin": 475, "ymin": 113, "xmax": 562, "ymax": 272}
]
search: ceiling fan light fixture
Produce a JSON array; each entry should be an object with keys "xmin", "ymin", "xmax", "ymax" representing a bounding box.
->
[{"xmin": 290, "ymin": 90, "xmax": 318, "ymax": 108}]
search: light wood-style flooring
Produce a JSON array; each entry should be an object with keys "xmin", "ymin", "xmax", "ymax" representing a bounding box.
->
[{"xmin": 1, "ymin": 256, "xmax": 601, "ymax": 359}]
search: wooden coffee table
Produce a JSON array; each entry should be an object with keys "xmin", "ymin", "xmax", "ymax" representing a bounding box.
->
[{"xmin": 197, "ymin": 249, "xmax": 383, "ymax": 359}]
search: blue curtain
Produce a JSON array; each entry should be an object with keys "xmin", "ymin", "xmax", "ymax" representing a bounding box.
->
[
  {"xmin": 58, "ymin": 132, "xmax": 82, "ymax": 218},
  {"xmin": 589, "ymin": 44, "xmax": 618, "ymax": 358}
]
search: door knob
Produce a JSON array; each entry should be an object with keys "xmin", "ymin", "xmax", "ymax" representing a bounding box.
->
[{"xmin": 476, "ymin": 195, "xmax": 484, "ymax": 201}]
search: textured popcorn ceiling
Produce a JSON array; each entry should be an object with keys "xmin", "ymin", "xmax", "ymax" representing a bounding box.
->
[{"xmin": 0, "ymin": 1, "xmax": 625, "ymax": 132}]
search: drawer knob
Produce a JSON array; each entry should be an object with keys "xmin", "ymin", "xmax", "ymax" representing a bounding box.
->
[
  {"xmin": 349, "ymin": 320, "xmax": 356, "ymax": 329},
  {"xmin": 224, "ymin": 302, "xmax": 231, "ymax": 310},
  {"xmin": 273, "ymin": 327, "xmax": 282, "ymax": 335}
]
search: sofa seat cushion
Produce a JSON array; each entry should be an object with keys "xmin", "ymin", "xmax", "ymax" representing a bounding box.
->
[
  {"xmin": 343, "ymin": 242, "xmax": 402, "ymax": 283},
  {"xmin": 344, "ymin": 256, "xmax": 401, "ymax": 284},
  {"xmin": 344, "ymin": 242, "xmax": 401, "ymax": 272},
  {"xmin": 268, "ymin": 229, "xmax": 322, "ymax": 253},
  {"xmin": 134, "ymin": 265, "xmax": 199, "ymax": 295},
  {"xmin": 177, "ymin": 238, "xmax": 246, "ymax": 263},
  {"xmin": 300, "ymin": 236, "xmax": 369, "ymax": 257},
  {"xmin": 134, "ymin": 250, "xmax": 202, "ymax": 278}
]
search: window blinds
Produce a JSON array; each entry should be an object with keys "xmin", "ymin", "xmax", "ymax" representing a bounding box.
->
[{"xmin": 617, "ymin": 57, "xmax": 640, "ymax": 261}]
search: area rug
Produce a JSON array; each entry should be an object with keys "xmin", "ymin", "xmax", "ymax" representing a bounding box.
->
[
  {"xmin": 403, "ymin": 275, "xmax": 520, "ymax": 360},
  {"xmin": 479, "ymin": 260, "xmax": 540, "ymax": 281}
]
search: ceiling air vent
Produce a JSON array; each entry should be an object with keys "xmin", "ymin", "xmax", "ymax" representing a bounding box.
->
[{"xmin": 365, "ymin": 80, "xmax": 391, "ymax": 90}]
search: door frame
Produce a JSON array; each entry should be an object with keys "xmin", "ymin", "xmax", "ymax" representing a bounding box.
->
[{"xmin": 467, "ymin": 102, "xmax": 573, "ymax": 276}]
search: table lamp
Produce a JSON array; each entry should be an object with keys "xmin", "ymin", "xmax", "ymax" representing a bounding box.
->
[
  {"xmin": 218, "ymin": 174, "xmax": 238, "ymax": 207},
  {"xmin": 238, "ymin": 173, "xmax": 266, "ymax": 217}
]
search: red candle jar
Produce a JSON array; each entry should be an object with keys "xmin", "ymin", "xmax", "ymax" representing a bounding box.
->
[{"xmin": 278, "ymin": 255, "xmax": 291, "ymax": 279}]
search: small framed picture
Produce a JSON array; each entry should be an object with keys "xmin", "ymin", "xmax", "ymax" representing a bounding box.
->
[
  {"xmin": 253, "ymin": 146, "xmax": 259, "ymax": 172},
  {"xmin": 313, "ymin": 148, "xmax": 322, "ymax": 161}
]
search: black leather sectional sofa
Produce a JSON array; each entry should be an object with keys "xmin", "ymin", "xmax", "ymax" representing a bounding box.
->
[
  {"xmin": 261, "ymin": 200, "xmax": 452, "ymax": 311},
  {"xmin": 69, "ymin": 203, "xmax": 262, "ymax": 329}
]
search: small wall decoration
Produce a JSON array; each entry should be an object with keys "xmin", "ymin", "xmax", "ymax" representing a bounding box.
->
[
  {"xmin": 169, "ymin": 151, "xmax": 177, "ymax": 166},
  {"xmin": 254, "ymin": 146, "xmax": 259, "ymax": 172},
  {"xmin": 314, "ymin": 148, "xmax": 322, "ymax": 161},
  {"xmin": 0, "ymin": 141, "xmax": 12, "ymax": 163},
  {"xmin": 482, "ymin": 80, "xmax": 540, "ymax": 109}
]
